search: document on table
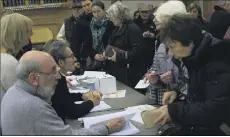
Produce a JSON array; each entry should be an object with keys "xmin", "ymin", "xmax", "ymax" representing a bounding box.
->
[
  {"xmin": 102, "ymin": 90, "xmax": 126, "ymax": 99},
  {"xmin": 125, "ymin": 105, "xmax": 156, "ymax": 124},
  {"xmin": 135, "ymin": 80, "xmax": 150, "ymax": 89},
  {"xmin": 75, "ymin": 101, "xmax": 111, "ymax": 112},
  {"xmin": 82, "ymin": 111, "xmax": 139, "ymax": 135}
]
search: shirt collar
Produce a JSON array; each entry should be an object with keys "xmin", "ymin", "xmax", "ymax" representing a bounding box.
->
[{"xmin": 15, "ymin": 79, "xmax": 37, "ymax": 95}]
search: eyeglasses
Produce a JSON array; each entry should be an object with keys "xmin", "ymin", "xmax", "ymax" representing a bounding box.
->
[
  {"xmin": 38, "ymin": 66, "xmax": 60, "ymax": 76},
  {"xmin": 64, "ymin": 54, "xmax": 75, "ymax": 59},
  {"xmin": 140, "ymin": 11, "xmax": 149, "ymax": 13}
]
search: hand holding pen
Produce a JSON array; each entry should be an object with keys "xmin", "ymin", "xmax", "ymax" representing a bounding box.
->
[{"xmin": 143, "ymin": 71, "xmax": 158, "ymax": 84}]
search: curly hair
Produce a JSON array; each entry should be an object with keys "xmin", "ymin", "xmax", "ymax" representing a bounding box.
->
[{"xmin": 107, "ymin": 1, "xmax": 133, "ymax": 23}]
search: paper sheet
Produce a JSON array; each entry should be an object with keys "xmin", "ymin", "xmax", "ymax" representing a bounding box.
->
[
  {"xmin": 135, "ymin": 80, "xmax": 150, "ymax": 89},
  {"xmin": 102, "ymin": 90, "xmax": 126, "ymax": 99},
  {"xmin": 90, "ymin": 101, "xmax": 111, "ymax": 112},
  {"xmin": 75, "ymin": 101, "xmax": 111, "ymax": 112},
  {"xmin": 125, "ymin": 105, "xmax": 156, "ymax": 124},
  {"xmin": 82, "ymin": 111, "xmax": 139, "ymax": 135}
]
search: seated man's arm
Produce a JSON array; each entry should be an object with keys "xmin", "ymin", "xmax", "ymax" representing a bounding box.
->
[{"xmin": 37, "ymin": 108, "xmax": 108, "ymax": 135}]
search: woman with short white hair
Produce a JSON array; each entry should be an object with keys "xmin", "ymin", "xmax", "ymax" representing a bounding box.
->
[
  {"xmin": 144, "ymin": 0, "xmax": 188, "ymax": 105},
  {"xmin": 105, "ymin": 1, "xmax": 144, "ymax": 87},
  {"xmin": 1, "ymin": 13, "xmax": 33, "ymax": 101}
]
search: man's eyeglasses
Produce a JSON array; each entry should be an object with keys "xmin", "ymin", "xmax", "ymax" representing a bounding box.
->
[
  {"xmin": 38, "ymin": 66, "xmax": 60, "ymax": 76},
  {"xmin": 64, "ymin": 54, "xmax": 75, "ymax": 59}
]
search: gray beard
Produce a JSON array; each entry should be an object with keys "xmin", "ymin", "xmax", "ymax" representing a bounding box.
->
[{"xmin": 36, "ymin": 86, "xmax": 55, "ymax": 103}]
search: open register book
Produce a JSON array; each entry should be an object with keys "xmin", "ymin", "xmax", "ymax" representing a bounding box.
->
[{"xmin": 82, "ymin": 111, "xmax": 140, "ymax": 135}]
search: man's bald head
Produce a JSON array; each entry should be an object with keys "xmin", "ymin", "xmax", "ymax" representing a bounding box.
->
[{"xmin": 16, "ymin": 51, "xmax": 56, "ymax": 81}]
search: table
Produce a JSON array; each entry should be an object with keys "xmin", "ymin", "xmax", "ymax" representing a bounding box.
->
[{"xmin": 66, "ymin": 81, "xmax": 161, "ymax": 135}]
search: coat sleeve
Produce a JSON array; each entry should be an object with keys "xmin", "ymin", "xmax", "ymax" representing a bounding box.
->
[
  {"xmin": 38, "ymin": 109, "xmax": 108, "ymax": 135},
  {"xmin": 82, "ymin": 26, "xmax": 93, "ymax": 59},
  {"xmin": 66, "ymin": 100, "xmax": 94, "ymax": 119},
  {"xmin": 168, "ymin": 71, "xmax": 230, "ymax": 126}
]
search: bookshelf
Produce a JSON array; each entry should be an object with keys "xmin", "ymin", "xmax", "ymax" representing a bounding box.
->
[{"xmin": 1, "ymin": 0, "xmax": 71, "ymax": 11}]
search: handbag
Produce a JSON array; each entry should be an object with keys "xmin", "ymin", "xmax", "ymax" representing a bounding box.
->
[{"xmin": 157, "ymin": 123, "xmax": 182, "ymax": 136}]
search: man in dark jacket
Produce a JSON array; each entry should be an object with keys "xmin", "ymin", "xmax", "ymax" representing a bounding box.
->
[
  {"xmin": 151, "ymin": 14, "xmax": 230, "ymax": 135},
  {"xmin": 134, "ymin": 3, "xmax": 157, "ymax": 71},
  {"xmin": 57, "ymin": 0, "xmax": 93, "ymax": 74},
  {"xmin": 35, "ymin": 40, "xmax": 101, "ymax": 122}
]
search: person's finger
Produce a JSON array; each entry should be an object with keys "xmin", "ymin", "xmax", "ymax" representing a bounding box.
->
[
  {"xmin": 169, "ymin": 94, "xmax": 176, "ymax": 104},
  {"xmin": 161, "ymin": 117, "xmax": 167, "ymax": 125},
  {"xmin": 117, "ymin": 117, "xmax": 125, "ymax": 123},
  {"xmin": 162, "ymin": 93, "xmax": 170, "ymax": 105},
  {"xmin": 143, "ymin": 76, "xmax": 148, "ymax": 83},
  {"xmin": 153, "ymin": 112, "xmax": 164, "ymax": 125}
]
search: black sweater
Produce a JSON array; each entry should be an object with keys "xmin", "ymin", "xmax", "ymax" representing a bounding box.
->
[{"xmin": 51, "ymin": 74, "xmax": 94, "ymax": 122}]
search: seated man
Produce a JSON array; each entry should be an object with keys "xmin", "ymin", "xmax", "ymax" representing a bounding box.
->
[
  {"xmin": 36, "ymin": 40, "xmax": 100, "ymax": 121},
  {"xmin": 1, "ymin": 51, "xmax": 124, "ymax": 135}
]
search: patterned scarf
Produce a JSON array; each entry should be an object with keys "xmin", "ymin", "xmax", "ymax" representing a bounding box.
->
[{"xmin": 90, "ymin": 16, "xmax": 108, "ymax": 53}]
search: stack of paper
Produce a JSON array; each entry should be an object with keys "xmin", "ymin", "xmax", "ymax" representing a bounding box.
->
[
  {"xmin": 102, "ymin": 90, "xmax": 126, "ymax": 99},
  {"xmin": 125, "ymin": 105, "xmax": 156, "ymax": 124},
  {"xmin": 82, "ymin": 111, "xmax": 140, "ymax": 135},
  {"xmin": 75, "ymin": 101, "xmax": 111, "ymax": 112}
]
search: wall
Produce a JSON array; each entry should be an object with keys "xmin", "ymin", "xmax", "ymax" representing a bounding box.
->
[{"xmin": 16, "ymin": 8, "xmax": 72, "ymax": 37}]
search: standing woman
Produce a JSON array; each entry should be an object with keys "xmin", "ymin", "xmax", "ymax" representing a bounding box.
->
[
  {"xmin": 187, "ymin": 2, "xmax": 208, "ymax": 30},
  {"xmin": 106, "ymin": 1, "xmax": 144, "ymax": 87},
  {"xmin": 87, "ymin": 0, "xmax": 115, "ymax": 71},
  {"xmin": 1, "ymin": 13, "xmax": 33, "ymax": 100}
]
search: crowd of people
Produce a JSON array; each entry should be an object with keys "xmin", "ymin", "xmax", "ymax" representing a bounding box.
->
[{"xmin": 1, "ymin": 0, "xmax": 230, "ymax": 135}]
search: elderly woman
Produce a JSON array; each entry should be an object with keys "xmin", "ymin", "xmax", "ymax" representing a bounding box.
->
[
  {"xmin": 1, "ymin": 13, "xmax": 33, "ymax": 101},
  {"xmin": 86, "ymin": 0, "xmax": 115, "ymax": 71},
  {"xmin": 144, "ymin": 0, "xmax": 188, "ymax": 105},
  {"xmin": 106, "ymin": 1, "xmax": 144, "ymax": 87},
  {"xmin": 187, "ymin": 2, "xmax": 208, "ymax": 30},
  {"xmin": 152, "ymin": 13, "xmax": 230, "ymax": 135}
]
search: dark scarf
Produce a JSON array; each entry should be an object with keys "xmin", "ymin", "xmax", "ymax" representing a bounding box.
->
[{"xmin": 90, "ymin": 15, "xmax": 108, "ymax": 53}]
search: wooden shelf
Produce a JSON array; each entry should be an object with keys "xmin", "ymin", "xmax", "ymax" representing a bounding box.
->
[{"xmin": 3, "ymin": 3, "xmax": 69, "ymax": 11}]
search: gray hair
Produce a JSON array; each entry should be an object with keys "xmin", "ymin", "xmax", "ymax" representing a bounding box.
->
[
  {"xmin": 35, "ymin": 40, "xmax": 70, "ymax": 64},
  {"xmin": 154, "ymin": 0, "xmax": 187, "ymax": 24},
  {"xmin": 16, "ymin": 59, "xmax": 41, "ymax": 81},
  {"xmin": 107, "ymin": 1, "xmax": 133, "ymax": 22}
]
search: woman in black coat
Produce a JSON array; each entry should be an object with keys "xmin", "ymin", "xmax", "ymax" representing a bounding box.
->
[
  {"xmin": 150, "ymin": 14, "xmax": 230, "ymax": 135},
  {"xmin": 86, "ymin": 0, "xmax": 115, "ymax": 71},
  {"xmin": 106, "ymin": 1, "xmax": 145, "ymax": 88}
]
